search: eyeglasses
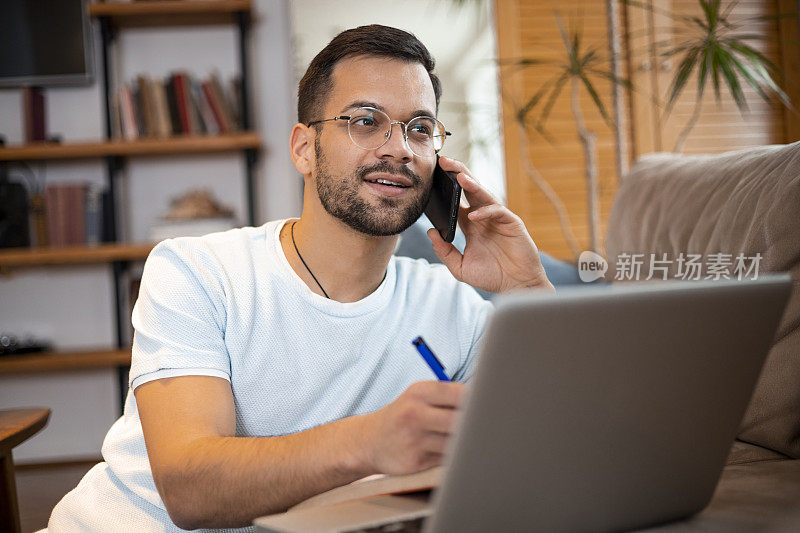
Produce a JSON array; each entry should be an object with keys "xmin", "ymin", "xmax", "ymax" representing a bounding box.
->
[{"xmin": 307, "ymin": 106, "xmax": 451, "ymax": 158}]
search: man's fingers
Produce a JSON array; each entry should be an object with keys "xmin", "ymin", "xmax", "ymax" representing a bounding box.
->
[
  {"xmin": 420, "ymin": 433, "xmax": 450, "ymax": 455},
  {"xmin": 419, "ymin": 406, "xmax": 459, "ymax": 435},
  {"xmin": 427, "ymin": 228, "xmax": 463, "ymax": 277},
  {"xmin": 467, "ymin": 204, "xmax": 519, "ymax": 226},
  {"xmin": 457, "ymin": 171, "xmax": 501, "ymax": 209},
  {"xmin": 438, "ymin": 155, "xmax": 500, "ymax": 209},
  {"xmin": 409, "ymin": 380, "xmax": 465, "ymax": 408}
]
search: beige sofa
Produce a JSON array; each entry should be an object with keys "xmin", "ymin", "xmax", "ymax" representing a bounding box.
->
[{"xmin": 604, "ymin": 141, "xmax": 800, "ymax": 531}]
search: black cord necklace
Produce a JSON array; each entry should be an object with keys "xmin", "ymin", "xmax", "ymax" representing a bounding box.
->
[
  {"xmin": 291, "ymin": 221, "xmax": 330, "ymax": 299},
  {"xmin": 290, "ymin": 220, "xmax": 389, "ymax": 300}
]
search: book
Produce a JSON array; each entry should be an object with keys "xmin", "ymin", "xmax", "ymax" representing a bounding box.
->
[
  {"xmin": 228, "ymin": 75, "xmax": 243, "ymax": 130},
  {"xmin": 165, "ymin": 75, "xmax": 181, "ymax": 135},
  {"xmin": 151, "ymin": 77, "xmax": 172, "ymax": 138},
  {"xmin": 174, "ymin": 72, "xmax": 193, "ymax": 134},
  {"xmin": 188, "ymin": 79, "xmax": 204, "ymax": 135},
  {"xmin": 101, "ymin": 189, "xmax": 115, "ymax": 243},
  {"xmin": 290, "ymin": 466, "xmax": 442, "ymax": 512},
  {"xmin": 210, "ymin": 72, "xmax": 237, "ymax": 132},
  {"xmin": 132, "ymin": 82, "xmax": 146, "ymax": 138},
  {"xmin": 196, "ymin": 81, "xmax": 220, "ymax": 135},
  {"xmin": 120, "ymin": 86, "xmax": 139, "ymax": 141},
  {"xmin": 85, "ymin": 186, "xmax": 104, "ymax": 245},
  {"xmin": 44, "ymin": 183, "xmax": 88, "ymax": 247},
  {"xmin": 67, "ymin": 184, "xmax": 87, "ymax": 245},
  {"xmin": 202, "ymin": 80, "xmax": 229, "ymax": 133},
  {"xmin": 137, "ymin": 74, "xmax": 158, "ymax": 137},
  {"xmin": 44, "ymin": 185, "xmax": 66, "ymax": 247}
]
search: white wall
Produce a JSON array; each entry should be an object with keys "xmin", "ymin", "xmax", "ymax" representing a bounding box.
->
[{"xmin": 0, "ymin": 0, "xmax": 298, "ymax": 463}]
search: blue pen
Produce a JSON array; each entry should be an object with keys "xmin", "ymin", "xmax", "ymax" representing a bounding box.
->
[{"xmin": 412, "ymin": 336, "xmax": 450, "ymax": 381}]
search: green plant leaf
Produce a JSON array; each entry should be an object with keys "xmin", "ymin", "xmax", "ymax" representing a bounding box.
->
[
  {"xmin": 535, "ymin": 72, "xmax": 571, "ymax": 132},
  {"xmin": 696, "ymin": 46, "xmax": 712, "ymax": 102},
  {"xmin": 517, "ymin": 73, "xmax": 563, "ymax": 123},
  {"xmin": 727, "ymin": 42, "xmax": 793, "ymax": 108},
  {"xmin": 711, "ymin": 45, "xmax": 722, "ymax": 100},
  {"xmin": 726, "ymin": 52, "xmax": 771, "ymax": 103},
  {"xmin": 726, "ymin": 41, "xmax": 779, "ymax": 73},
  {"xmin": 716, "ymin": 46, "xmax": 748, "ymax": 111},
  {"xmin": 586, "ymin": 68, "xmax": 633, "ymax": 89},
  {"xmin": 579, "ymin": 73, "xmax": 613, "ymax": 127},
  {"xmin": 666, "ymin": 46, "xmax": 701, "ymax": 111}
]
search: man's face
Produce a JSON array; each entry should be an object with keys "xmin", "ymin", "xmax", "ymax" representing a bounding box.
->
[{"xmin": 310, "ymin": 55, "xmax": 438, "ymax": 236}]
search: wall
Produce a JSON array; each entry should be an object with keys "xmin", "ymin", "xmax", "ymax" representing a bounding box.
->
[{"xmin": 0, "ymin": 0, "xmax": 298, "ymax": 463}]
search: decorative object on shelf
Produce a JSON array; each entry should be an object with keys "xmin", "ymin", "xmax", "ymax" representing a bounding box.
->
[
  {"xmin": 0, "ymin": 173, "xmax": 31, "ymax": 249},
  {"xmin": 0, "ymin": 332, "xmax": 52, "ymax": 357},
  {"xmin": 22, "ymin": 87, "xmax": 47, "ymax": 143},
  {"xmin": 149, "ymin": 187, "xmax": 237, "ymax": 241}
]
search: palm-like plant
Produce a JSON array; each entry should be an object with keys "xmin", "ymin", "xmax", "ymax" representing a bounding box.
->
[
  {"xmin": 504, "ymin": 13, "xmax": 630, "ymax": 255},
  {"xmin": 628, "ymin": 0, "xmax": 794, "ymax": 152}
]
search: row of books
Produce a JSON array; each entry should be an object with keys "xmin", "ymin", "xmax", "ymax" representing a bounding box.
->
[
  {"xmin": 112, "ymin": 72, "xmax": 242, "ymax": 140},
  {"xmin": 44, "ymin": 183, "xmax": 112, "ymax": 247}
]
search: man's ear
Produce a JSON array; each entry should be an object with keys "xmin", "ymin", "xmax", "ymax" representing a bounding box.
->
[{"xmin": 289, "ymin": 123, "xmax": 314, "ymax": 176}]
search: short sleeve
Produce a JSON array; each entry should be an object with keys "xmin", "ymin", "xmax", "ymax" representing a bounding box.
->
[{"xmin": 129, "ymin": 239, "xmax": 231, "ymax": 389}]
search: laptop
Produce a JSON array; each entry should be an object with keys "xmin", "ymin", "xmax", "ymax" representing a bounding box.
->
[{"xmin": 255, "ymin": 275, "xmax": 792, "ymax": 533}]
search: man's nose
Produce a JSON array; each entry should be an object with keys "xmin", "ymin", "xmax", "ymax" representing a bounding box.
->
[{"xmin": 378, "ymin": 123, "xmax": 414, "ymax": 163}]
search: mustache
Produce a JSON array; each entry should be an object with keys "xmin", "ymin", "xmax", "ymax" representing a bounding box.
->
[{"xmin": 356, "ymin": 161, "xmax": 423, "ymax": 186}]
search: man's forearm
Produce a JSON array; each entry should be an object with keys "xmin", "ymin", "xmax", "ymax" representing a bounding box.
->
[{"xmin": 158, "ymin": 414, "xmax": 372, "ymax": 529}]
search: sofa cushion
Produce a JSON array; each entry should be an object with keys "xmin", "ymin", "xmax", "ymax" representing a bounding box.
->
[
  {"xmin": 726, "ymin": 439, "xmax": 789, "ymax": 465},
  {"xmin": 605, "ymin": 142, "xmax": 800, "ymax": 458},
  {"xmin": 639, "ymin": 459, "xmax": 800, "ymax": 531}
]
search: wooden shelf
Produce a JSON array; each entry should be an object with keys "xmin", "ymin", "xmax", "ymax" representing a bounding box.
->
[
  {"xmin": 0, "ymin": 348, "xmax": 131, "ymax": 375},
  {"xmin": 0, "ymin": 132, "xmax": 260, "ymax": 162},
  {"xmin": 89, "ymin": 0, "xmax": 251, "ymax": 27},
  {"xmin": 0, "ymin": 242, "xmax": 155, "ymax": 269}
]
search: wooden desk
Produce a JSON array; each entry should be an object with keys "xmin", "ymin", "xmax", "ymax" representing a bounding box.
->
[{"xmin": 0, "ymin": 408, "xmax": 51, "ymax": 533}]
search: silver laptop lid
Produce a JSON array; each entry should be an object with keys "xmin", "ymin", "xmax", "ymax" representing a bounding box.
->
[{"xmin": 427, "ymin": 276, "xmax": 791, "ymax": 533}]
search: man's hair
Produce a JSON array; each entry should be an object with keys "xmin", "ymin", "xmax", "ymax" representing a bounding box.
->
[{"xmin": 297, "ymin": 24, "xmax": 442, "ymax": 125}]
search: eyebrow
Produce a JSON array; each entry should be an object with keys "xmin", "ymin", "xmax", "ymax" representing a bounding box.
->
[{"xmin": 339, "ymin": 100, "xmax": 436, "ymax": 120}]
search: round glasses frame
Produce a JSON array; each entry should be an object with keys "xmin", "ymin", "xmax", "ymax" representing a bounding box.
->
[{"xmin": 306, "ymin": 106, "xmax": 452, "ymax": 158}]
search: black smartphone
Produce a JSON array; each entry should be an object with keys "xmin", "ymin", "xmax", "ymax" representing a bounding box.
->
[{"xmin": 424, "ymin": 155, "xmax": 462, "ymax": 243}]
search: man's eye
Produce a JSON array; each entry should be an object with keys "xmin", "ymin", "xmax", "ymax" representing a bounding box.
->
[
  {"xmin": 353, "ymin": 117, "xmax": 376, "ymax": 126},
  {"xmin": 410, "ymin": 124, "xmax": 431, "ymax": 135}
]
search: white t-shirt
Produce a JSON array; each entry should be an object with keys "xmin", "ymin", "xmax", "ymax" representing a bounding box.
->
[{"xmin": 47, "ymin": 219, "xmax": 493, "ymax": 532}]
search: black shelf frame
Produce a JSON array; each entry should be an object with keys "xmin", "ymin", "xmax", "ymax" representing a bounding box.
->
[{"xmin": 95, "ymin": 7, "xmax": 257, "ymax": 410}]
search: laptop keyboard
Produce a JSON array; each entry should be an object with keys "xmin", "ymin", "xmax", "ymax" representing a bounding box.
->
[{"xmin": 343, "ymin": 516, "xmax": 426, "ymax": 532}]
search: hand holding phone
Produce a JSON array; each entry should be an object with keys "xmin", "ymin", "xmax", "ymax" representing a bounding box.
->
[{"xmin": 424, "ymin": 155, "xmax": 462, "ymax": 243}]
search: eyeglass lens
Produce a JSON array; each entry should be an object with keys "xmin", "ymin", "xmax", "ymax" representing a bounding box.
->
[{"xmin": 347, "ymin": 108, "xmax": 445, "ymax": 157}]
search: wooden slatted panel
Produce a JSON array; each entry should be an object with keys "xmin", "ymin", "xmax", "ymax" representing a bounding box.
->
[
  {"xmin": 497, "ymin": 0, "xmax": 624, "ymax": 261},
  {"xmin": 627, "ymin": 0, "xmax": 785, "ymax": 156}
]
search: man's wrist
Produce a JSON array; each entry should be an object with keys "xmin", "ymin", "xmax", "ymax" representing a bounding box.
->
[
  {"xmin": 502, "ymin": 274, "xmax": 555, "ymax": 293},
  {"xmin": 331, "ymin": 414, "xmax": 376, "ymax": 479}
]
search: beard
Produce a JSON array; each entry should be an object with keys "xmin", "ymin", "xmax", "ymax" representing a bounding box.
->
[{"xmin": 313, "ymin": 137, "xmax": 431, "ymax": 236}]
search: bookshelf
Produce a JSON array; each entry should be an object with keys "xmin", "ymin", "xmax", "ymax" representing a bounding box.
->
[
  {"xmin": 88, "ymin": 0, "xmax": 251, "ymax": 27},
  {"xmin": 0, "ymin": 133, "xmax": 260, "ymax": 162},
  {"xmin": 0, "ymin": 349, "xmax": 132, "ymax": 375},
  {"xmin": 0, "ymin": 242, "xmax": 155, "ymax": 269},
  {"xmin": 0, "ymin": 1, "xmax": 259, "ymax": 411}
]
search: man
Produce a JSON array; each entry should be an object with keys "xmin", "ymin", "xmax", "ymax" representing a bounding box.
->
[{"xmin": 48, "ymin": 25, "xmax": 552, "ymax": 531}]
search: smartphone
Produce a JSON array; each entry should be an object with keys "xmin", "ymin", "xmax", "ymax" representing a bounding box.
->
[{"xmin": 424, "ymin": 155, "xmax": 462, "ymax": 243}]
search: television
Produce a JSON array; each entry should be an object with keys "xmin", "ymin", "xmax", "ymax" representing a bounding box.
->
[{"xmin": 0, "ymin": 0, "xmax": 94, "ymax": 88}]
